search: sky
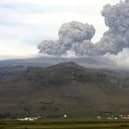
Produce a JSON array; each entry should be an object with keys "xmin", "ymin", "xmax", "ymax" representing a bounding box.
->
[{"xmin": 0, "ymin": 0, "xmax": 120, "ymax": 58}]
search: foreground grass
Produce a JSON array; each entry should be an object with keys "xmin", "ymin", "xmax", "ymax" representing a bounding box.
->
[{"xmin": 1, "ymin": 120, "xmax": 129, "ymax": 129}]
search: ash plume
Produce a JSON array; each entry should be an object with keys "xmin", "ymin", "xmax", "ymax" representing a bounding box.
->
[
  {"xmin": 38, "ymin": 0, "xmax": 129, "ymax": 57},
  {"xmin": 38, "ymin": 21, "xmax": 96, "ymax": 56},
  {"xmin": 97, "ymin": 0, "xmax": 129, "ymax": 55},
  {"xmin": 58, "ymin": 21, "xmax": 95, "ymax": 44}
]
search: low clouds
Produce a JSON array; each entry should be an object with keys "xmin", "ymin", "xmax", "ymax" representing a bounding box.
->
[
  {"xmin": 104, "ymin": 48, "xmax": 129, "ymax": 68},
  {"xmin": 38, "ymin": 0, "xmax": 129, "ymax": 57}
]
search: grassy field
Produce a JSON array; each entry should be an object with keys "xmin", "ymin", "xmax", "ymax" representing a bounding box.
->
[{"xmin": 1, "ymin": 120, "xmax": 129, "ymax": 129}]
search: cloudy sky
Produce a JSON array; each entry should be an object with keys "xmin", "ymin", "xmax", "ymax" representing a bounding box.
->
[{"xmin": 0, "ymin": 0, "xmax": 120, "ymax": 57}]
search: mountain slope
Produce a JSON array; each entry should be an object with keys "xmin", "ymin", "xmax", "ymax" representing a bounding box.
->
[{"xmin": 0, "ymin": 62, "xmax": 129, "ymax": 118}]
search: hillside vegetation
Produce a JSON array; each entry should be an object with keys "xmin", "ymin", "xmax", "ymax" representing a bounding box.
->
[{"xmin": 0, "ymin": 62, "xmax": 129, "ymax": 118}]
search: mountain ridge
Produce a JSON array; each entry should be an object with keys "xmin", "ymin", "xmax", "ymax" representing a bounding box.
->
[{"xmin": 0, "ymin": 62, "xmax": 129, "ymax": 118}]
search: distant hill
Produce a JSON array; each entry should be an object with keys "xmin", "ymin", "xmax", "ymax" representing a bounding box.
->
[
  {"xmin": 0, "ymin": 62, "xmax": 129, "ymax": 118},
  {"xmin": 0, "ymin": 56, "xmax": 115, "ymax": 68}
]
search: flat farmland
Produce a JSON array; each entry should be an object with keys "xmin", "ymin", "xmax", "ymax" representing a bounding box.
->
[{"xmin": 0, "ymin": 120, "xmax": 129, "ymax": 129}]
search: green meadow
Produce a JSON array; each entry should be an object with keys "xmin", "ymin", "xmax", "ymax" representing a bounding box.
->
[{"xmin": 1, "ymin": 120, "xmax": 129, "ymax": 129}]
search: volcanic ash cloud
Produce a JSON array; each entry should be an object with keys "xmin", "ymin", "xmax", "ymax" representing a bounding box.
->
[
  {"xmin": 97, "ymin": 0, "xmax": 129, "ymax": 55},
  {"xmin": 38, "ymin": 0, "xmax": 129, "ymax": 57},
  {"xmin": 38, "ymin": 21, "xmax": 96, "ymax": 56}
]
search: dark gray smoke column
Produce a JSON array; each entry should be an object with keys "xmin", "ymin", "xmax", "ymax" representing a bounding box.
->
[
  {"xmin": 97, "ymin": 0, "xmax": 129, "ymax": 55},
  {"xmin": 59, "ymin": 21, "xmax": 95, "ymax": 44},
  {"xmin": 38, "ymin": 21, "xmax": 96, "ymax": 56},
  {"xmin": 38, "ymin": 0, "xmax": 129, "ymax": 56}
]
